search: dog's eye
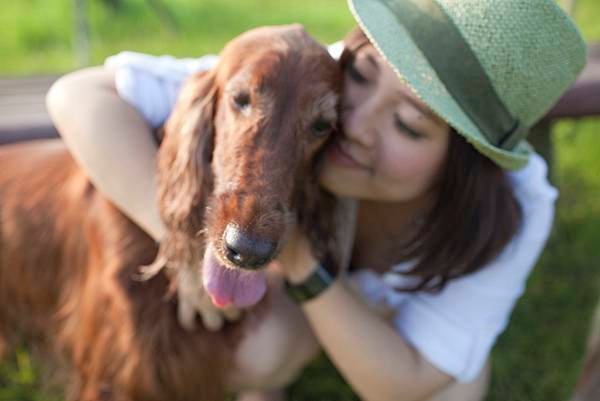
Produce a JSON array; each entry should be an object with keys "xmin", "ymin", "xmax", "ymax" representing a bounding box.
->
[
  {"xmin": 312, "ymin": 119, "xmax": 334, "ymax": 138},
  {"xmin": 233, "ymin": 92, "xmax": 251, "ymax": 111}
]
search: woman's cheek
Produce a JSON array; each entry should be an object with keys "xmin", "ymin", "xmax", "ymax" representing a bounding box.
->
[
  {"xmin": 380, "ymin": 141, "xmax": 421, "ymax": 180},
  {"xmin": 381, "ymin": 145, "xmax": 440, "ymax": 194}
]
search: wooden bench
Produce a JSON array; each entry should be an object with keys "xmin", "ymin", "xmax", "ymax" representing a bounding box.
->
[
  {"xmin": 562, "ymin": 46, "xmax": 600, "ymax": 401},
  {"xmin": 527, "ymin": 42, "xmax": 600, "ymax": 177},
  {"xmin": 0, "ymin": 43, "xmax": 599, "ymax": 162},
  {"xmin": 548, "ymin": 42, "xmax": 600, "ymax": 119},
  {"xmin": 0, "ymin": 42, "xmax": 598, "ymax": 401},
  {"xmin": 0, "ymin": 75, "xmax": 59, "ymax": 144}
]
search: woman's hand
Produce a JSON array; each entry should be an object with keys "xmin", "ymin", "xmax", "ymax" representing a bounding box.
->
[
  {"xmin": 274, "ymin": 228, "xmax": 320, "ymax": 284},
  {"xmin": 275, "ymin": 198, "xmax": 358, "ymax": 283}
]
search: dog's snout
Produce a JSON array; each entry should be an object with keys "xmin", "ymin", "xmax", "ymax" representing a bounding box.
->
[{"xmin": 223, "ymin": 224, "xmax": 276, "ymax": 269}]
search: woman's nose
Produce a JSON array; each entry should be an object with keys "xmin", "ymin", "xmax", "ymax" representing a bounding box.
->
[{"xmin": 343, "ymin": 97, "xmax": 380, "ymax": 147}]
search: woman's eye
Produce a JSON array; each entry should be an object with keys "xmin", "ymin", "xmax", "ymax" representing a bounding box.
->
[
  {"xmin": 346, "ymin": 62, "xmax": 369, "ymax": 85},
  {"xmin": 394, "ymin": 113, "xmax": 424, "ymax": 140},
  {"xmin": 312, "ymin": 119, "xmax": 334, "ymax": 137},
  {"xmin": 233, "ymin": 92, "xmax": 251, "ymax": 110}
]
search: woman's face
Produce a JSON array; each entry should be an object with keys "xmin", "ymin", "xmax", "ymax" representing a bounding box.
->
[{"xmin": 320, "ymin": 44, "xmax": 450, "ymax": 202}]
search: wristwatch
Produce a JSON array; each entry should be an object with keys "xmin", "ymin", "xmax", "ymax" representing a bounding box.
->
[{"xmin": 284, "ymin": 259, "xmax": 337, "ymax": 303}]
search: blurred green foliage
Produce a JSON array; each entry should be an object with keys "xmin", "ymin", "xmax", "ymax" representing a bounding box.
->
[
  {"xmin": 0, "ymin": 0, "xmax": 354, "ymax": 75},
  {"xmin": 485, "ymin": 118, "xmax": 600, "ymax": 401},
  {"xmin": 1, "ymin": 1, "xmax": 599, "ymax": 400}
]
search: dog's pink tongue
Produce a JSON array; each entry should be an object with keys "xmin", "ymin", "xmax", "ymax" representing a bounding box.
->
[{"xmin": 202, "ymin": 247, "xmax": 267, "ymax": 308}]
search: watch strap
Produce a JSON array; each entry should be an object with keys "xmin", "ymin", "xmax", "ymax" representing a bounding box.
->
[{"xmin": 284, "ymin": 262, "xmax": 335, "ymax": 303}]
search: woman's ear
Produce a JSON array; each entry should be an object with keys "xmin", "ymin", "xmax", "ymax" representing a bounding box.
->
[{"xmin": 156, "ymin": 70, "xmax": 217, "ymax": 236}]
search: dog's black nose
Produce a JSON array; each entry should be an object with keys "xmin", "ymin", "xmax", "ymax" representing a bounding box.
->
[{"xmin": 223, "ymin": 224, "xmax": 276, "ymax": 269}]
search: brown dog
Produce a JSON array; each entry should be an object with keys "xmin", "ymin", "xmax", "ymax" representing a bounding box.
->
[{"xmin": 0, "ymin": 25, "xmax": 343, "ymax": 400}]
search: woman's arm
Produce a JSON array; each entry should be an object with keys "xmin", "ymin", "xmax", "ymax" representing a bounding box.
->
[
  {"xmin": 46, "ymin": 67, "xmax": 166, "ymax": 241},
  {"xmin": 279, "ymin": 238, "xmax": 452, "ymax": 401},
  {"xmin": 305, "ymin": 279, "xmax": 451, "ymax": 401}
]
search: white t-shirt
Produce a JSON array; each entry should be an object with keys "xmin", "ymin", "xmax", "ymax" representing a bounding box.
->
[
  {"xmin": 104, "ymin": 42, "xmax": 345, "ymax": 128},
  {"xmin": 350, "ymin": 153, "xmax": 556, "ymax": 382},
  {"xmin": 105, "ymin": 45, "xmax": 557, "ymax": 383}
]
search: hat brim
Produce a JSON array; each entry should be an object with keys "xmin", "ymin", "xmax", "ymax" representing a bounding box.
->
[{"xmin": 348, "ymin": 0, "xmax": 531, "ymax": 170}]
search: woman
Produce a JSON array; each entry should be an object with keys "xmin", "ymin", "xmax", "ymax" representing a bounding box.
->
[{"xmin": 46, "ymin": 0, "xmax": 586, "ymax": 400}]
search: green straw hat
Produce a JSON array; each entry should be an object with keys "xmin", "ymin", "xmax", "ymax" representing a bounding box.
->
[{"xmin": 348, "ymin": 0, "xmax": 587, "ymax": 170}]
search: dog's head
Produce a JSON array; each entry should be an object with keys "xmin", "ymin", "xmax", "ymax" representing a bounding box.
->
[{"xmin": 156, "ymin": 25, "xmax": 341, "ymax": 308}]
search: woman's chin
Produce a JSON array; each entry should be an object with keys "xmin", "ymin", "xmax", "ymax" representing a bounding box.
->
[
  {"xmin": 319, "ymin": 167, "xmax": 365, "ymax": 199},
  {"xmin": 319, "ymin": 167, "xmax": 418, "ymax": 202}
]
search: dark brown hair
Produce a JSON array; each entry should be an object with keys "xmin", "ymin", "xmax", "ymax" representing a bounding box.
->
[{"xmin": 341, "ymin": 27, "xmax": 522, "ymax": 292}]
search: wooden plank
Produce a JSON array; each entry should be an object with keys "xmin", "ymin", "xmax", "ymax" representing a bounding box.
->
[
  {"xmin": 547, "ymin": 43, "xmax": 600, "ymax": 119},
  {"xmin": 570, "ymin": 300, "xmax": 600, "ymax": 401},
  {"xmin": 0, "ymin": 125, "xmax": 59, "ymax": 145},
  {"xmin": 0, "ymin": 42, "xmax": 597, "ymax": 145},
  {"xmin": 0, "ymin": 76, "xmax": 58, "ymax": 93},
  {"xmin": 528, "ymin": 120, "xmax": 554, "ymax": 179},
  {"xmin": 0, "ymin": 75, "xmax": 60, "ymax": 143}
]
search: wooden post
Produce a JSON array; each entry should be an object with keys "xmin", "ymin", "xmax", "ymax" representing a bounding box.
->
[
  {"xmin": 528, "ymin": 120, "xmax": 554, "ymax": 182},
  {"xmin": 74, "ymin": 0, "xmax": 90, "ymax": 67},
  {"xmin": 562, "ymin": 0, "xmax": 577, "ymax": 14},
  {"xmin": 146, "ymin": 0, "xmax": 179, "ymax": 33},
  {"xmin": 570, "ymin": 300, "xmax": 600, "ymax": 401}
]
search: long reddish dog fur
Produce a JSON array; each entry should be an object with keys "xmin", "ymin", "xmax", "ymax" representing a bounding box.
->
[{"xmin": 0, "ymin": 25, "xmax": 342, "ymax": 401}]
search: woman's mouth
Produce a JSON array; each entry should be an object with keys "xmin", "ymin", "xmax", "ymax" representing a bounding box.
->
[{"xmin": 327, "ymin": 141, "xmax": 367, "ymax": 170}]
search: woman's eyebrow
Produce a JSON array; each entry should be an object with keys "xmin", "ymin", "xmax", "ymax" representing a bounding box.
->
[{"xmin": 402, "ymin": 93, "xmax": 438, "ymax": 121}]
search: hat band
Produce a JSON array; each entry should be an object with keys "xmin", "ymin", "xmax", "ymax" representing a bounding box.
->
[{"xmin": 379, "ymin": 0, "xmax": 528, "ymax": 150}]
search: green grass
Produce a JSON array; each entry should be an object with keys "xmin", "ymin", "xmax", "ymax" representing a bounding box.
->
[
  {"xmin": 0, "ymin": 0, "xmax": 355, "ymax": 75},
  {"xmin": 485, "ymin": 118, "xmax": 600, "ymax": 401},
  {"xmin": 1, "ymin": 0, "xmax": 600, "ymax": 400}
]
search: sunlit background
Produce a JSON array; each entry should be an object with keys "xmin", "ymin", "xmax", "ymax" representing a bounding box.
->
[
  {"xmin": 0, "ymin": 1, "xmax": 599, "ymax": 400},
  {"xmin": 1, "ymin": 0, "xmax": 355, "ymax": 75}
]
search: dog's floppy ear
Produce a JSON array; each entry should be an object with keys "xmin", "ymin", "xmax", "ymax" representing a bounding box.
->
[
  {"xmin": 143, "ymin": 70, "xmax": 217, "ymax": 277},
  {"xmin": 157, "ymin": 70, "xmax": 217, "ymax": 236}
]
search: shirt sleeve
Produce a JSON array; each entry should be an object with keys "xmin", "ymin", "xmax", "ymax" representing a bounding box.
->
[
  {"xmin": 104, "ymin": 41, "xmax": 344, "ymax": 128},
  {"xmin": 104, "ymin": 51, "xmax": 218, "ymax": 128},
  {"xmin": 389, "ymin": 154, "xmax": 557, "ymax": 382},
  {"xmin": 327, "ymin": 41, "xmax": 345, "ymax": 60}
]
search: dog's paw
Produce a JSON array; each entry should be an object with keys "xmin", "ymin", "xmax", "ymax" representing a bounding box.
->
[{"xmin": 177, "ymin": 265, "xmax": 243, "ymax": 331}]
